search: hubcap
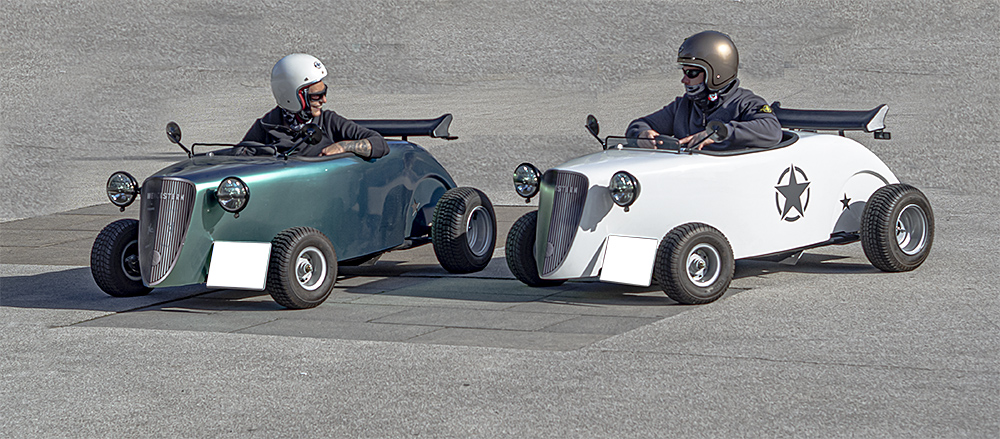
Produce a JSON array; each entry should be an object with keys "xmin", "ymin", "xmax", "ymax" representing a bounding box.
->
[
  {"xmin": 465, "ymin": 206, "xmax": 493, "ymax": 257},
  {"xmin": 295, "ymin": 246, "xmax": 327, "ymax": 291},
  {"xmin": 686, "ymin": 243, "xmax": 721, "ymax": 287},
  {"xmin": 121, "ymin": 239, "xmax": 142, "ymax": 281},
  {"xmin": 896, "ymin": 204, "xmax": 928, "ymax": 256}
]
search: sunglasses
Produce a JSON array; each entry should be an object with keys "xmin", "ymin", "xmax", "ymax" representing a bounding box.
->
[
  {"xmin": 306, "ymin": 87, "xmax": 327, "ymax": 101},
  {"xmin": 682, "ymin": 68, "xmax": 704, "ymax": 79}
]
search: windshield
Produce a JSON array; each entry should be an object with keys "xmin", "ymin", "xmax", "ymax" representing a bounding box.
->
[{"xmin": 603, "ymin": 136, "xmax": 682, "ymax": 151}]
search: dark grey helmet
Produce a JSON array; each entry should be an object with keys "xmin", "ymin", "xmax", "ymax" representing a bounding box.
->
[{"xmin": 677, "ymin": 31, "xmax": 739, "ymax": 91}]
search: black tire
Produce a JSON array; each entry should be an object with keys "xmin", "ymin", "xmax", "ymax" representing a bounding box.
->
[
  {"xmin": 432, "ymin": 187, "xmax": 497, "ymax": 273},
  {"xmin": 266, "ymin": 227, "xmax": 337, "ymax": 309},
  {"xmin": 90, "ymin": 219, "xmax": 152, "ymax": 297},
  {"xmin": 505, "ymin": 210, "xmax": 566, "ymax": 287},
  {"xmin": 655, "ymin": 223, "xmax": 734, "ymax": 305},
  {"xmin": 861, "ymin": 184, "xmax": 934, "ymax": 272}
]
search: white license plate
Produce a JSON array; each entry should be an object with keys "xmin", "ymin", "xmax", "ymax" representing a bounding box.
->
[
  {"xmin": 206, "ymin": 241, "xmax": 272, "ymax": 290},
  {"xmin": 599, "ymin": 235, "xmax": 658, "ymax": 287}
]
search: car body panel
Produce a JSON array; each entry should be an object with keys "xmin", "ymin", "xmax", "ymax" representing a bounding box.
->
[
  {"xmin": 142, "ymin": 140, "xmax": 456, "ymax": 288},
  {"xmin": 533, "ymin": 131, "xmax": 897, "ymax": 282}
]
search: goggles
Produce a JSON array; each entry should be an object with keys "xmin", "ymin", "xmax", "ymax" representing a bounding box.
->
[
  {"xmin": 307, "ymin": 87, "xmax": 327, "ymax": 101},
  {"xmin": 681, "ymin": 68, "xmax": 704, "ymax": 79}
]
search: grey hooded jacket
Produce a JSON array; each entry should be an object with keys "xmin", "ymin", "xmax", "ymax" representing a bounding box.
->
[{"xmin": 626, "ymin": 80, "xmax": 781, "ymax": 151}]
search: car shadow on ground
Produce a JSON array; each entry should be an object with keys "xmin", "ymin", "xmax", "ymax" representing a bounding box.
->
[
  {"xmin": 1, "ymin": 266, "xmax": 210, "ymax": 312},
  {"xmin": 1, "ymin": 252, "xmax": 877, "ymax": 314},
  {"xmin": 737, "ymin": 252, "xmax": 881, "ymax": 278},
  {"xmin": 2, "ymin": 260, "xmax": 691, "ymax": 315}
]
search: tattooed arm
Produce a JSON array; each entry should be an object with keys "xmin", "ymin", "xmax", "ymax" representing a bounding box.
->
[
  {"xmin": 319, "ymin": 139, "xmax": 373, "ymax": 158},
  {"xmin": 319, "ymin": 110, "xmax": 389, "ymax": 159}
]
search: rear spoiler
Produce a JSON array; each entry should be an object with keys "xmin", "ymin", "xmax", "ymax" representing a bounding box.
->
[
  {"xmin": 354, "ymin": 113, "xmax": 458, "ymax": 140},
  {"xmin": 771, "ymin": 102, "xmax": 891, "ymax": 139}
]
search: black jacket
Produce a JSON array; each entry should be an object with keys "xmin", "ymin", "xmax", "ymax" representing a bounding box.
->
[
  {"xmin": 240, "ymin": 107, "xmax": 389, "ymax": 158},
  {"xmin": 626, "ymin": 80, "xmax": 781, "ymax": 150}
]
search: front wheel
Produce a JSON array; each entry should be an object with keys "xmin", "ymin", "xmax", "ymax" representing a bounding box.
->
[
  {"xmin": 432, "ymin": 187, "xmax": 497, "ymax": 273},
  {"xmin": 90, "ymin": 219, "xmax": 152, "ymax": 297},
  {"xmin": 861, "ymin": 184, "xmax": 934, "ymax": 272},
  {"xmin": 266, "ymin": 227, "xmax": 338, "ymax": 309},
  {"xmin": 505, "ymin": 210, "xmax": 566, "ymax": 287},
  {"xmin": 655, "ymin": 223, "xmax": 734, "ymax": 305}
]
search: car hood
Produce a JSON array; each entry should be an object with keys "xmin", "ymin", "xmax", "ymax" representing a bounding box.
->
[
  {"xmin": 551, "ymin": 148, "xmax": 717, "ymax": 180},
  {"xmin": 149, "ymin": 155, "xmax": 350, "ymax": 186}
]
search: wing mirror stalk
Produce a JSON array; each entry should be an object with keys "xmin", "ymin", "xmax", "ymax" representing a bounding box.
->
[
  {"xmin": 686, "ymin": 120, "xmax": 729, "ymax": 152},
  {"xmin": 279, "ymin": 124, "xmax": 324, "ymax": 159}
]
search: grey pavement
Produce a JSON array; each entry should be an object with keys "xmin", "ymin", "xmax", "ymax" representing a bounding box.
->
[
  {"xmin": 4, "ymin": 193, "xmax": 998, "ymax": 437},
  {"xmin": 2, "ymin": 0, "xmax": 999, "ymax": 437}
]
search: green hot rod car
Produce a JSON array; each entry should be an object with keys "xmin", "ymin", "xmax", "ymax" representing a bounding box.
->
[{"xmin": 91, "ymin": 115, "xmax": 496, "ymax": 309}]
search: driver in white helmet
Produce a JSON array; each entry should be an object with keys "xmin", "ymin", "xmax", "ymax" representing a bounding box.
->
[
  {"xmin": 627, "ymin": 31, "xmax": 781, "ymax": 151},
  {"xmin": 240, "ymin": 54, "xmax": 388, "ymax": 158}
]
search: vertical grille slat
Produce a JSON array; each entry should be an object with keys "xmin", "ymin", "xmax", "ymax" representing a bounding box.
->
[
  {"xmin": 541, "ymin": 170, "xmax": 588, "ymax": 276},
  {"xmin": 139, "ymin": 177, "xmax": 196, "ymax": 286}
]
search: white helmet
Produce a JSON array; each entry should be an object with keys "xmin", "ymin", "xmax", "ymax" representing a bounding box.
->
[{"xmin": 270, "ymin": 53, "xmax": 328, "ymax": 114}]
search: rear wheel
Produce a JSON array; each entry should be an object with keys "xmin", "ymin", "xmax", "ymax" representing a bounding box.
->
[
  {"xmin": 266, "ymin": 227, "xmax": 337, "ymax": 309},
  {"xmin": 432, "ymin": 187, "xmax": 497, "ymax": 273},
  {"xmin": 861, "ymin": 184, "xmax": 934, "ymax": 271},
  {"xmin": 505, "ymin": 210, "xmax": 566, "ymax": 287},
  {"xmin": 91, "ymin": 219, "xmax": 152, "ymax": 297},
  {"xmin": 655, "ymin": 223, "xmax": 734, "ymax": 304}
]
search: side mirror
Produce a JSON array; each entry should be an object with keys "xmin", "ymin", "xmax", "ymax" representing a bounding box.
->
[
  {"xmin": 585, "ymin": 114, "xmax": 604, "ymax": 147},
  {"xmin": 301, "ymin": 124, "xmax": 323, "ymax": 145},
  {"xmin": 586, "ymin": 114, "xmax": 600, "ymax": 138},
  {"xmin": 165, "ymin": 121, "xmax": 192, "ymax": 157},
  {"xmin": 706, "ymin": 120, "xmax": 729, "ymax": 142},
  {"xmin": 166, "ymin": 121, "xmax": 182, "ymax": 144}
]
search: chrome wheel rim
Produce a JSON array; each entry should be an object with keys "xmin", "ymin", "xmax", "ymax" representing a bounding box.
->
[
  {"xmin": 295, "ymin": 246, "xmax": 327, "ymax": 291},
  {"xmin": 896, "ymin": 204, "xmax": 928, "ymax": 256},
  {"xmin": 465, "ymin": 206, "xmax": 493, "ymax": 257},
  {"xmin": 121, "ymin": 239, "xmax": 141, "ymax": 282},
  {"xmin": 686, "ymin": 243, "xmax": 721, "ymax": 288}
]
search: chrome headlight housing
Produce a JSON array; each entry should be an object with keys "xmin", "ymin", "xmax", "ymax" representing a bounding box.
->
[
  {"xmin": 106, "ymin": 172, "xmax": 139, "ymax": 209},
  {"xmin": 609, "ymin": 171, "xmax": 639, "ymax": 211},
  {"xmin": 513, "ymin": 163, "xmax": 541, "ymax": 201},
  {"xmin": 216, "ymin": 177, "xmax": 249, "ymax": 214}
]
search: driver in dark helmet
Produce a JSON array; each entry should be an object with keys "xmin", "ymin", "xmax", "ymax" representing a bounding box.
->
[
  {"xmin": 627, "ymin": 31, "xmax": 781, "ymax": 150},
  {"xmin": 239, "ymin": 53, "xmax": 388, "ymax": 158}
]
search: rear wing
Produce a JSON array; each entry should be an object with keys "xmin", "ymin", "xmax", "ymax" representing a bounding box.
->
[
  {"xmin": 770, "ymin": 102, "xmax": 891, "ymax": 139},
  {"xmin": 354, "ymin": 113, "xmax": 457, "ymax": 140}
]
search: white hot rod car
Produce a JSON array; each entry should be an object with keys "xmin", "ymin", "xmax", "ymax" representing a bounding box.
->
[{"xmin": 505, "ymin": 103, "xmax": 933, "ymax": 304}]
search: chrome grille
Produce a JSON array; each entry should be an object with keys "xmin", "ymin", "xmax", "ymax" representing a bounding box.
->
[
  {"xmin": 139, "ymin": 177, "xmax": 196, "ymax": 286},
  {"xmin": 541, "ymin": 170, "xmax": 588, "ymax": 276}
]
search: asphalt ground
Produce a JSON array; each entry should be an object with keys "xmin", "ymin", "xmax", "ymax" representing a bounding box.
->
[{"xmin": 2, "ymin": 0, "xmax": 999, "ymax": 437}]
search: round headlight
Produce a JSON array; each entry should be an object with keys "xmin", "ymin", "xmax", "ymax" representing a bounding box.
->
[
  {"xmin": 216, "ymin": 177, "xmax": 249, "ymax": 213},
  {"xmin": 106, "ymin": 172, "xmax": 139, "ymax": 208},
  {"xmin": 513, "ymin": 163, "xmax": 541, "ymax": 200},
  {"xmin": 609, "ymin": 171, "xmax": 639, "ymax": 210}
]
